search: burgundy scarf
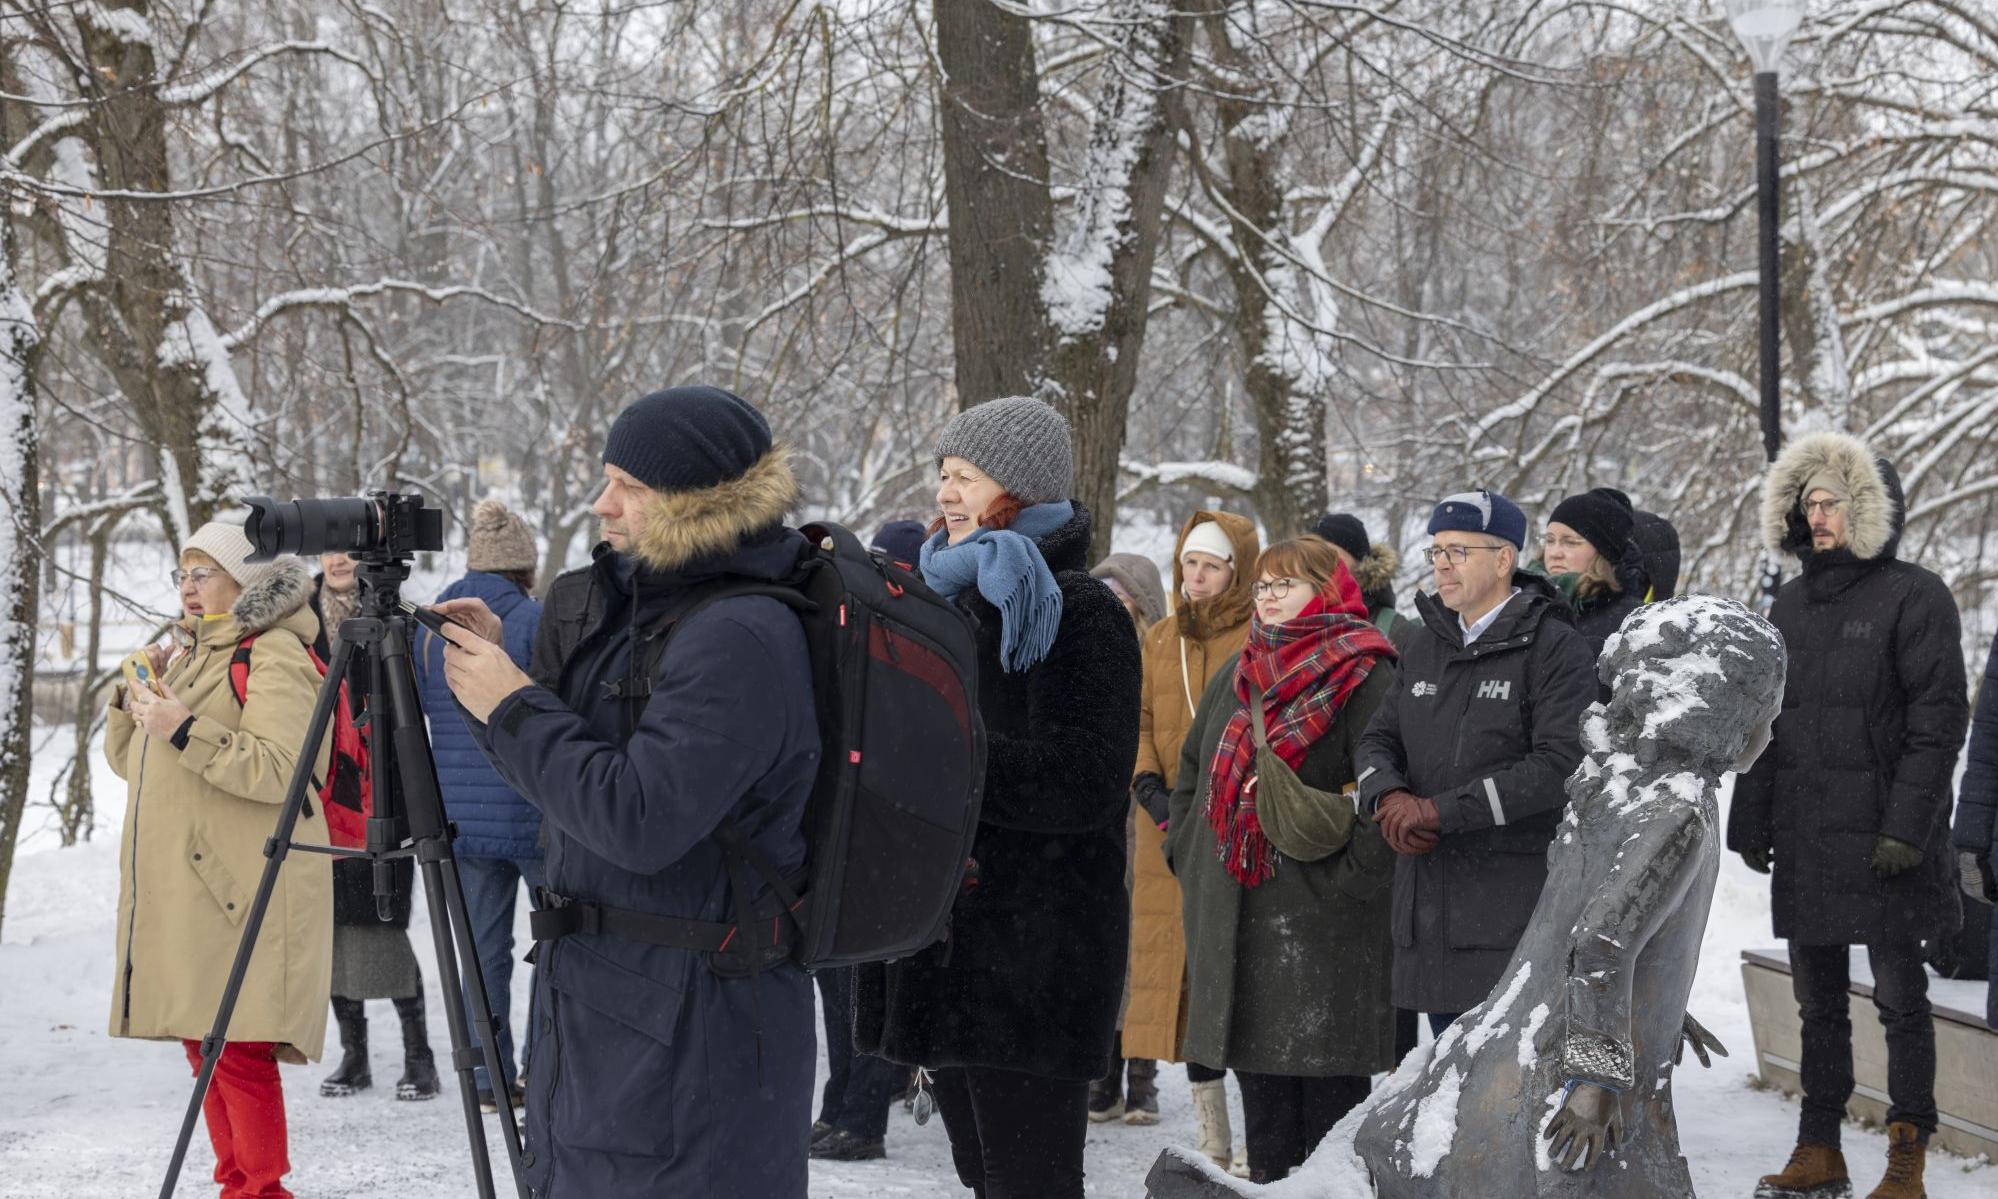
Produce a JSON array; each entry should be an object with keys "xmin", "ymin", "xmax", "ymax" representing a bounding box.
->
[{"xmin": 1207, "ymin": 564, "xmax": 1396, "ymax": 886}]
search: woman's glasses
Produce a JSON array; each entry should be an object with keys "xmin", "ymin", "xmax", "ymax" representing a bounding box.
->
[
  {"xmin": 1251, "ymin": 578, "xmax": 1299, "ymax": 600},
  {"xmin": 170, "ymin": 567, "xmax": 223, "ymax": 588}
]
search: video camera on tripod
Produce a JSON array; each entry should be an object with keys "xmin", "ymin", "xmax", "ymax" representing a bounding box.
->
[{"xmin": 161, "ymin": 490, "xmax": 531, "ymax": 1199}]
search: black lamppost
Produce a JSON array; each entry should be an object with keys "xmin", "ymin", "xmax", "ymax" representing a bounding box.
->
[{"xmin": 1728, "ymin": 0, "xmax": 1805, "ymax": 602}]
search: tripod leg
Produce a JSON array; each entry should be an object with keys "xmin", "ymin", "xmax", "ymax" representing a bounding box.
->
[
  {"xmin": 378, "ymin": 618, "xmax": 527, "ymax": 1197},
  {"xmin": 159, "ymin": 638, "xmax": 357, "ymax": 1199}
]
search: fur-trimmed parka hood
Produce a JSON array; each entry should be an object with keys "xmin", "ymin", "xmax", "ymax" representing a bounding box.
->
[
  {"xmin": 228, "ymin": 557, "xmax": 316, "ymax": 637},
  {"xmin": 1762, "ymin": 431, "xmax": 1903, "ymax": 563},
  {"xmin": 1349, "ymin": 542, "xmax": 1399, "ymax": 611},
  {"xmin": 1171, "ymin": 509, "xmax": 1260, "ymax": 641},
  {"xmin": 630, "ymin": 444, "xmax": 800, "ymax": 572}
]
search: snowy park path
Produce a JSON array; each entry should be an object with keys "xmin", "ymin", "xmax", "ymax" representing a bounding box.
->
[{"xmin": 3, "ymin": 773, "xmax": 1992, "ymax": 1197}]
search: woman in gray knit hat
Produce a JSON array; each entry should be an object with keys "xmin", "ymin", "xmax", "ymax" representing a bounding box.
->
[{"xmin": 854, "ymin": 396, "xmax": 1143, "ymax": 1198}]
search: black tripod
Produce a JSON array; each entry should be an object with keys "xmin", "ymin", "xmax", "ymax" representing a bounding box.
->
[{"xmin": 161, "ymin": 557, "xmax": 527, "ymax": 1198}]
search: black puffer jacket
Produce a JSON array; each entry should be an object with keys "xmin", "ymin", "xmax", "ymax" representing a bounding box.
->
[
  {"xmin": 854, "ymin": 506, "xmax": 1143, "ymax": 1081},
  {"xmin": 1355, "ymin": 571, "xmax": 1597, "ymax": 1012},
  {"xmin": 1728, "ymin": 432, "xmax": 1969, "ymax": 946}
]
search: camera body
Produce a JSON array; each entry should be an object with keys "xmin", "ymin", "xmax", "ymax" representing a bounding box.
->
[{"xmin": 242, "ymin": 491, "xmax": 445, "ymax": 563}]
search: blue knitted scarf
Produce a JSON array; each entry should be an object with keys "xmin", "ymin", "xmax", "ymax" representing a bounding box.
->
[{"xmin": 919, "ymin": 501, "xmax": 1072, "ymax": 673}]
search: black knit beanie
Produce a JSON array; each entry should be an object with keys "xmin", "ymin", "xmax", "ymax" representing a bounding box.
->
[
  {"xmin": 603, "ymin": 385, "xmax": 772, "ymax": 492},
  {"xmin": 1312, "ymin": 513, "xmax": 1372, "ymax": 562},
  {"xmin": 1549, "ymin": 487, "xmax": 1635, "ymax": 563}
]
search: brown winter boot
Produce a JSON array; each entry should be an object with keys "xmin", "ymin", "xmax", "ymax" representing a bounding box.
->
[
  {"xmin": 1863, "ymin": 1123, "xmax": 1927, "ymax": 1199},
  {"xmin": 1753, "ymin": 1141, "xmax": 1852, "ymax": 1199}
]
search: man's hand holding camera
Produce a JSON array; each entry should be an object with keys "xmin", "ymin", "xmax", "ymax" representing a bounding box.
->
[{"xmin": 434, "ymin": 598, "xmax": 531, "ymax": 723}]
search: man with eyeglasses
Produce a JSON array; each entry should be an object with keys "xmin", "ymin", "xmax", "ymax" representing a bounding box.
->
[
  {"xmin": 1730, "ymin": 432, "xmax": 1968, "ymax": 1199},
  {"xmin": 1354, "ymin": 489, "xmax": 1595, "ymax": 1041}
]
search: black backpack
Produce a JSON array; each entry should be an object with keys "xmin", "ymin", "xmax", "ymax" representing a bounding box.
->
[{"xmin": 531, "ymin": 522, "xmax": 986, "ymax": 974}]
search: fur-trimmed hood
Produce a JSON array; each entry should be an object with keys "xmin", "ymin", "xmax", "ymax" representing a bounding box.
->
[
  {"xmin": 1762, "ymin": 431, "xmax": 1903, "ymax": 563},
  {"xmin": 1171, "ymin": 509, "xmax": 1260, "ymax": 640},
  {"xmin": 630, "ymin": 444, "xmax": 799, "ymax": 572},
  {"xmin": 1349, "ymin": 542, "xmax": 1399, "ymax": 597},
  {"xmin": 228, "ymin": 557, "xmax": 316, "ymax": 637}
]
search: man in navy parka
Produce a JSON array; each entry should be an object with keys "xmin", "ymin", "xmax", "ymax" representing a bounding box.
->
[{"xmin": 435, "ymin": 386, "xmax": 818, "ymax": 1198}]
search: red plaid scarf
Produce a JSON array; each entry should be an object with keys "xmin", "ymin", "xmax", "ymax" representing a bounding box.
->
[{"xmin": 1206, "ymin": 565, "xmax": 1396, "ymax": 887}]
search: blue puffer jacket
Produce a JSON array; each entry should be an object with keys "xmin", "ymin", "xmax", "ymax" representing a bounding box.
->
[{"xmin": 417, "ymin": 571, "xmax": 544, "ymax": 859}]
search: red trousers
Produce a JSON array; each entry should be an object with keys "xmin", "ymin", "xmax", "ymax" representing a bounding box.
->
[{"xmin": 181, "ymin": 1040, "xmax": 292, "ymax": 1199}]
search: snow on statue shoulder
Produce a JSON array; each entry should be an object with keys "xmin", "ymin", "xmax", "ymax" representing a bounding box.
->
[{"xmin": 1145, "ymin": 595, "xmax": 1785, "ymax": 1198}]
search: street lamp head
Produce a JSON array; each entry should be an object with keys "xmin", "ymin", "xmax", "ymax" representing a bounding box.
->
[{"xmin": 1726, "ymin": 0, "xmax": 1807, "ymax": 74}]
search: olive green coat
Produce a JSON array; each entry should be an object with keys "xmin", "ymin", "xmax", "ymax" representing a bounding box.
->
[
  {"xmin": 1163, "ymin": 655, "xmax": 1397, "ymax": 1078},
  {"xmin": 104, "ymin": 561, "xmax": 333, "ymax": 1063}
]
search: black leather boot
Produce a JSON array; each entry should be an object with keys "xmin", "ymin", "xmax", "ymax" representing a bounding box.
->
[
  {"xmin": 320, "ymin": 996, "xmax": 371, "ymax": 1097},
  {"xmin": 392, "ymin": 993, "xmax": 439, "ymax": 1101}
]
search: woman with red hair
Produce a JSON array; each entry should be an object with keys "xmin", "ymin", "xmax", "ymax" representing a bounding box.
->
[{"xmin": 1164, "ymin": 535, "xmax": 1401, "ymax": 1183}]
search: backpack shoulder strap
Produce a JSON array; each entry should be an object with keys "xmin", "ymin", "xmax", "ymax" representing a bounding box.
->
[{"xmin": 228, "ymin": 634, "xmax": 260, "ymax": 707}]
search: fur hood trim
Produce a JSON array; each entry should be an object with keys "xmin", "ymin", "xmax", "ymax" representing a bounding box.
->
[
  {"xmin": 1761, "ymin": 431, "xmax": 1898, "ymax": 561},
  {"xmin": 631, "ymin": 444, "xmax": 799, "ymax": 572},
  {"xmin": 230, "ymin": 558, "xmax": 316, "ymax": 636},
  {"xmin": 1349, "ymin": 542, "xmax": 1399, "ymax": 596}
]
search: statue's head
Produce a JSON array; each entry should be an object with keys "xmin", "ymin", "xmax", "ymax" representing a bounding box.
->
[{"xmin": 1599, "ymin": 595, "xmax": 1786, "ymax": 771}]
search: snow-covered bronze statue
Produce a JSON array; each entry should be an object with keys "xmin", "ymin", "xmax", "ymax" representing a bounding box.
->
[{"xmin": 1146, "ymin": 594, "xmax": 1785, "ymax": 1198}]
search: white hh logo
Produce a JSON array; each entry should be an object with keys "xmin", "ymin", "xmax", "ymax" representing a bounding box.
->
[
  {"xmin": 1476, "ymin": 679, "xmax": 1512, "ymax": 701},
  {"xmin": 1410, "ymin": 681, "xmax": 1439, "ymax": 698}
]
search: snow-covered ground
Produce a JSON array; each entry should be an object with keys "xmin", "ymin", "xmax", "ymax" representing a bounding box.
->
[{"xmin": 3, "ymin": 742, "xmax": 1993, "ymax": 1196}]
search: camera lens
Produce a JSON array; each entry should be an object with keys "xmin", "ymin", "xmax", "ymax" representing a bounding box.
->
[{"xmin": 242, "ymin": 497, "xmax": 379, "ymax": 561}]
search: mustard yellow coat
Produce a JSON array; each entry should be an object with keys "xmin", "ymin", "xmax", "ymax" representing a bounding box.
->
[
  {"xmin": 105, "ymin": 561, "xmax": 334, "ymax": 1063},
  {"xmin": 1124, "ymin": 510, "xmax": 1260, "ymax": 1062}
]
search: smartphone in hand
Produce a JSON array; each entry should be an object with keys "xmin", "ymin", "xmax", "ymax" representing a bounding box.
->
[{"xmin": 121, "ymin": 653, "xmax": 163, "ymax": 697}]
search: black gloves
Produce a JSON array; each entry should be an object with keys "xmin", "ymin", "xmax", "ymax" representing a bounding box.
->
[
  {"xmin": 1133, "ymin": 772, "xmax": 1171, "ymax": 830},
  {"xmin": 1739, "ymin": 846, "xmax": 1772, "ymax": 875},
  {"xmin": 1870, "ymin": 835, "xmax": 1923, "ymax": 881}
]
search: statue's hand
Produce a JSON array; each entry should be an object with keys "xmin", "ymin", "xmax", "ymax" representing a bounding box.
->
[
  {"xmin": 1544, "ymin": 1082, "xmax": 1624, "ymax": 1171},
  {"xmin": 1674, "ymin": 1012, "xmax": 1729, "ymax": 1069}
]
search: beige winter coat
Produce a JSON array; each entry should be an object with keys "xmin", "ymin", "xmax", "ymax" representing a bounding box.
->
[
  {"xmin": 1124, "ymin": 509, "xmax": 1260, "ymax": 1062},
  {"xmin": 105, "ymin": 559, "xmax": 333, "ymax": 1063}
]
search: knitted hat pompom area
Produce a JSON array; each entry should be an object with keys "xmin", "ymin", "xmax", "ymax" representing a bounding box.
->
[{"xmin": 466, "ymin": 498, "xmax": 538, "ymax": 573}]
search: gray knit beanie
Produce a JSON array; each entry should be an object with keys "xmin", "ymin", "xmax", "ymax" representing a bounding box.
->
[
  {"xmin": 466, "ymin": 499, "xmax": 537, "ymax": 573},
  {"xmin": 935, "ymin": 396, "xmax": 1073, "ymax": 507}
]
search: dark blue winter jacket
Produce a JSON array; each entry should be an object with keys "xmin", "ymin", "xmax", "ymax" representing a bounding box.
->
[
  {"xmin": 469, "ymin": 532, "xmax": 818, "ymax": 1199},
  {"xmin": 417, "ymin": 571, "xmax": 543, "ymax": 859},
  {"xmin": 1950, "ymin": 635, "xmax": 1998, "ymax": 1026}
]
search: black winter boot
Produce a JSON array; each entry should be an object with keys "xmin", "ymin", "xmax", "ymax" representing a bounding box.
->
[
  {"xmin": 320, "ymin": 996, "xmax": 371, "ymax": 1097},
  {"xmin": 1123, "ymin": 1059, "xmax": 1160, "ymax": 1125},
  {"xmin": 392, "ymin": 993, "xmax": 439, "ymax": 1101}
]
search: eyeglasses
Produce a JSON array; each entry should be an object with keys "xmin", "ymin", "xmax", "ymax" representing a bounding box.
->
[
  {"xmin": 1802, "ymin": 498, "xmax": 1844, "ymax": 517},
  {"xmin": 1422, "ymin": 544, "xmax": 1508, "ymax": 565},
  {"xmin": 1251, "ymin": 578, "xmax": 1300, "ymax": 600},
  {"xmin": 171, "ymin": 567, "xmax": 223, "ymax": 588}
]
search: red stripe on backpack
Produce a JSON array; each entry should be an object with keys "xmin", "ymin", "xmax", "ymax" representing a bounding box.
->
[{"xmin": 228, "ymin": 635, "xmax": 371, "ymax": 848}]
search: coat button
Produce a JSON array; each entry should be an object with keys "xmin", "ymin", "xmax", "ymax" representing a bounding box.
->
[
  {"xmin": 192, "ymin": 852, "xmax": 202, "ymax": 861},
  {"xmin": 226, "ymin": 902, "xmax": 235, "ymax": 911},
  {"xmin": 521, "ymin": 1152, "xmax": 536, "ymax": 1168},
  {"xmin": 218, "ymin": 734, "xmax": 231, "ymax": 746},
  {"xmin": 541, "ymin": 1017, "xmax": 552, "ymax": 1034}
]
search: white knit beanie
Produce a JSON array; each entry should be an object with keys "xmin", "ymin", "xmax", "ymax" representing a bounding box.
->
[
  {"xmin": 181, "ymin": 517, "xmax": 284, "ymax": 595},
  {"xmin": 1180, "ymin": 520, "xmax": 1235, "ymax": 566}
]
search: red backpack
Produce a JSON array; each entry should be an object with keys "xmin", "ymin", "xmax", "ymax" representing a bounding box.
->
[{"xmin": 227, "ymin": 635, "xmax": 371, "ymax": 849}]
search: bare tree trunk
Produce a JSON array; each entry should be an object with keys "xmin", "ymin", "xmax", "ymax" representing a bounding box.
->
[
  {"xmin": 59, "ymin": 517, "xmax": 118, "ymax": 846},
  {"xmin": 73, "ymin": 3, "xmax": 254, "ymax": 538},
  {"xmin": 0, "ymin": 207, "xmax": 44, "ymax": 939},
  {"xmin": 1042, "ymin": 4, "xmax": 1190, "ymax": 559},
  {"xmin": 935, "ymin": 1, "xmax": 1183, "ymax": 558},
  {"xmin": 935, "ymin": 0, "xmax": 1053, "ymax": 408}
]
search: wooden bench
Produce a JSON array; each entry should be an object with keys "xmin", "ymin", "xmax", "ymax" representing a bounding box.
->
[{"xmin": 1741, "ymin": 947, "xmax": 1998, "ymax": 1160}]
